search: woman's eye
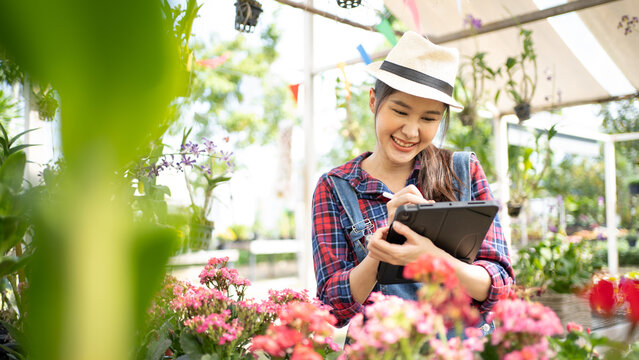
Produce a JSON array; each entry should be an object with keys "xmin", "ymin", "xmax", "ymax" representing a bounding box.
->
[
  {"xmin": 421, "ymin": 117, "xmax": 436, "ymax": 122},
  {"xmin": 392, "ymin": 109, "xmax": 408, "ymax": 116}
]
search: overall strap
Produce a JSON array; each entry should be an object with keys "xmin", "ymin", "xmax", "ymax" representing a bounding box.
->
[
  {"xmin": 329, "ymin": 176, "xmax": 372, "ymax": 242},
  {"xmin": 452, "ymin": 151, "xmax": 473, "ymax": 201}
]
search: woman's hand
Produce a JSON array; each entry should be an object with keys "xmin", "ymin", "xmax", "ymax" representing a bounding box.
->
[
  {"xmin": 386, "ymin": 185, "xmax": 434, "ymax": 222},
  {"xmin": 366, "ymin": 221, "xmax": 446, "ymax": 266}
]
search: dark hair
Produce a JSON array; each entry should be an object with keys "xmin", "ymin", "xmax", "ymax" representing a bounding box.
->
[{"xmin": 373, "ymin": 80, "xmax": 461, "ymax": 201}]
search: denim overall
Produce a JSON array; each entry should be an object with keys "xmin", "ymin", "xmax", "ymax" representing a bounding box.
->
[{"xmin": 330, "ymin": 152, "xmax": 494, "ymax": 340}]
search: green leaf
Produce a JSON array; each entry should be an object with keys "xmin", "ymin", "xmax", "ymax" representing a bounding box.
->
[
  {"xmin": 131, "ymin": 225, "xmax": 179, "ymax": 344},
  {"xmin": 325, "ymin": 352, "xmax": 342, "ymax": 360},
  {"xmin": 0, "ymin": 152, "xmax": 25, "ymax": 192},
  {"xmin": 7, "ymin": 144, "xmax": 37, "ymax": 156},
  {"xmin": 0, "ymin": 321, "xmax": 28, "ymax": 356},
  {"xmin": 145, "ymin": 337, "xmax": 171, "ymax": 360},
  {"xmin": 0, "ymin": 216, "xmax": 27, "ymax": 254},
  {"xmin": 8, "ymin": 127, "xmax": 38, "ymax": 147},
  {"xmin": 0, "ymin": 255, "xmax": 31, "ymax": 278},
  {"xmin": 180, "ymin": 332, "xmax": 204, "ymax": 359},
  {"xmin": 201, "ymin": 355, "xmax": 219, "ymax": 360}
]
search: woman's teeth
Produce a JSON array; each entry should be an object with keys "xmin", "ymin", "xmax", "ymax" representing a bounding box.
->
[{"xmin": 392, "ymin": 136, "xmax": 416, "ymax": 148}]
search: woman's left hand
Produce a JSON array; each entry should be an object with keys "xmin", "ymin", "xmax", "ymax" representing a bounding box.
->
[{"xmin": 366, "ymin": 221, "xmax": 446, "ymax": 266}]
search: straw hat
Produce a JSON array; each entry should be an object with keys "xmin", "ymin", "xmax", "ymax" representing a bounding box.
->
[{"xmin": 365, "ymin": 31, "xmax": 463, "ymax": 111}]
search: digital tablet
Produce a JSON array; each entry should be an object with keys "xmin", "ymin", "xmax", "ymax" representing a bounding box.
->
[{"xmin": 376, "ymin": 200, "xmax": 499, "ymax": 284}]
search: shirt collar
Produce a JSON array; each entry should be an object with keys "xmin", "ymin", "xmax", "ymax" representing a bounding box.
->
[{"xmin": 328, "ymin": 152, "xmax": 421, "ymax": 195}]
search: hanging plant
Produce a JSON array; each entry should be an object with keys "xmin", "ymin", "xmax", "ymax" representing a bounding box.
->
[
  {"xmin": 336, "ymin": 0, "xmax": 361, "ymax": 9},
  {"xmin": 234, "ymin": 0, "xmax": 263, "ymax": 33},
  {"xmin": 499, "ymin": 28, "xmax": 538, "ymax": 122}
]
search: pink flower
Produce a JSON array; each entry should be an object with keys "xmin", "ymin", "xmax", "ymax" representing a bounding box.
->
[
  {"xmin": 566, "ymin": 322, "xmax": 583, "ymax": 333},
  {"xmin": 291, "ymin": 344, "xmax": 322, "ymax": 360}
]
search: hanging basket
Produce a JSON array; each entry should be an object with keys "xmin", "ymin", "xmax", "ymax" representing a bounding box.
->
[
  {"xmin": 629, "ymin": 181, "xmax": 639, "ymax": 196},
  {"xmin": 234, "ymin": 0, "xmax": 263, "ymax": 33},
  {"xmin": 514, "ymin": 102, "xmax": 531, "ymax": 122},
  {"xmin": 189, "ymin": 223, "xmax": 217, "ymax": 251},
  {"xmin": 336, "ymin": 0, "xmax": 361, "ymax": 8},
  {"xmin": 507, "ymin": 202, "xmax": 522, "ymax": 217}
]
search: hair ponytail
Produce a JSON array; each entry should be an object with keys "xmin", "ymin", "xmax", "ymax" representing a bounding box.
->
[{"xmin": 417, "ymin": 145, "xmax": 462, "ymax": 202}]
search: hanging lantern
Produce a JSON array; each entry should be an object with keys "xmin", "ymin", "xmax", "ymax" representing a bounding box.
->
[
  {"xmin": 336, "ymin": 0, "xmax": 361, "ymax": 9},
  {"xmin": 234, "ymin": 0, "xmax": 263, "ymax": 33}
]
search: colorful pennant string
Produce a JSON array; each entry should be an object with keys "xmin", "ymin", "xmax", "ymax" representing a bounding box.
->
[
  {"xmin": 357, "ymin": 44, "xmax": 372, "ymax": 65},
  {"xmin": 197, "ymin": 52, "xmax": 230, "ymax": 69},
  {"xmin": 288, "ymin": 83, "xmax": 300, "ymax": 104},
  {"xmin": 336, "ymin": 62, "xmax": 351, "ymax": 100},
  {"xmin": 403, "ymin": 0, "xmax": 422, "ymax": 34},
  {"xmin": 375, "ymin": 18, "xmax": 397, "ymax": 46}
]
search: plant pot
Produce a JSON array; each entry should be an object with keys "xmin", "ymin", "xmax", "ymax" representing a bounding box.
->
[
  {"xmin": 514, "ymin": 102, "xmax": 531, "ymax": 122},
  {"xmin": 629, "ymin": 182, "xmax": 639, "ymax": 196},
  {"xmin": 189, "ymin": 224, "xmax": 216, "ymax": 251},
  {"xmin": 458, "ymin": 105, "xmax": 476, "ymax": 127},
  {"xmin": 336, "ymin": 0, "xmax": 361, "ymax": 8},
  {"xmin": 234, "ymin": 0, "xmax": 263, "ymax": 33},
  {"xmin": 628, "ymin": 236, "xmax": 638, "ymax": 248},
  {"xmin": 507, "ymin": 202, "xmax": 522, "ymax": 217}
]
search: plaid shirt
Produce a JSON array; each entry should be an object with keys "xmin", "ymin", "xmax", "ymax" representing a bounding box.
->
[{"xmin": 312, "ymin": 152, "xmax": 514, "ymax": 327}]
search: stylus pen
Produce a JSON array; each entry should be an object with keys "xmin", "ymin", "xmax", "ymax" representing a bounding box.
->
[{"xmin": 382, "ymin": 191, "xmax": 394, "ymax": 200}]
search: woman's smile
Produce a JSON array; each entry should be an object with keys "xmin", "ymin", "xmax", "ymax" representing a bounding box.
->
[{"xmin": 390, "ymin": 135, "xmax": 418, "ymax": 151}]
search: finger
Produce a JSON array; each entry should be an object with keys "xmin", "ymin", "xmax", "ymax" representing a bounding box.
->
[
  {"xmin": 393, "ymin": 184, "xmax": 423, "ymax": 198},
  {"xmin": 391, "ymin": 221, "xmax": 425, "ymax": 244}
]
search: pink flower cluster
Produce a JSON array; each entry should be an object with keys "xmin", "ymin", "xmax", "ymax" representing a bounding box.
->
[
  {"xmin": 268, "ymin": 288, "xmax": 311, "ymax": 305},
  {"xmin": 184, "ymin": 309, "xmax": 243, "ymax": 345},
  {"xmin": 405, "ymin": 254, "xmax": 479, "ymax": 328},
  {"xmin": 488, "ymin": 298, "xmax": 563, "ymax": 359},
  {"xmin": 344, "ymin": 292, "xmax": 484, "ymax": 360},
  {"xmin": 251, "ymin": 301, "xmax": 339, "ymax": 359},
  {"xmin": 199, "ymin": 257, "xmax": 251, "ymax": 296}
]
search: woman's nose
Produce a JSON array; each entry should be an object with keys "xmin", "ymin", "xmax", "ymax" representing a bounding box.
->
[{"xmin": 401, "ymin": 121, "xmax": 419, "ymax": 139}]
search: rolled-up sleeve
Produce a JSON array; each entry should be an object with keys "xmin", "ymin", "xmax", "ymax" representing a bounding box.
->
[
  {"xmin": 469, "ymin": 155, "xmax": 515, "ymax": 312},
  {"xmin": 312, "ymin": 174, "xmax": 363, "ymax": 327}
]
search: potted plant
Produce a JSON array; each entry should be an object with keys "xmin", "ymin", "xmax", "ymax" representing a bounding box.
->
[
  {"xmin": 501, "ymin": 28, "xmax": 538, "ymax": 122},
  {"xmin": 234, "ymin": 0, "xmax": 263, "ymax": 33},
  {"xmin": 514, "ymin": 233, "xmax": 599, "ymax": 328},
  {"xmin": 179, "ymin": 129, "xmax": 233, "ymax": 251},
  {"xmin": 629, "ymin": 178, "xmax": 639, "ymax": 196},
  {"xmin": 507, "ymin": 124, "xmax": 557, "ymax": 218},
  {"xmin": 454, "ymin": 51, "xmax": 500, "ymax": 127}
]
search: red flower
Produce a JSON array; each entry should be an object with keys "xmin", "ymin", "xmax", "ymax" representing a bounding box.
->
[
  {"xmin": 589, "ymin": 279, "xmax": 616, "ymax": 317},
  {"xmin": 622, "ymin": 280, "xmax": 639, "ymax": 323}
]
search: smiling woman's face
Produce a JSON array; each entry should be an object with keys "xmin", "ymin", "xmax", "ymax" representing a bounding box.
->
[{"xmin": 369, "ymin": 89, "xmax": 445, "ymax": 166}]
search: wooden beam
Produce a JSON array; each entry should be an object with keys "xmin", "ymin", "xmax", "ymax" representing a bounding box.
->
[
  {"xmin": 431, "ymin": 0, "xmax": 621, "ymax": 44},
  {"xmin": 500, "ymin": 92, "xmax": 639, "ymax": 116},
  {"xmin": 273, "ymin": 0, "xmax": 378, "ymax": 34},
  {"xmin": 307, "ymin": 0, "xmax": 620, "ymax": 74}
]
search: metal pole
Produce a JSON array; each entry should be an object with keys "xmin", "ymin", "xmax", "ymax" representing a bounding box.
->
[
  {"xmin": 493, "ymin": 115, "xmax": 512, "ymax": 250},
  {"xmin": 300, "ymin": 0, "xmax": 316, "ymax": 293},
  {"xmin": 604, "ymin": 140, "xmax": 618, "ymax": 275}
]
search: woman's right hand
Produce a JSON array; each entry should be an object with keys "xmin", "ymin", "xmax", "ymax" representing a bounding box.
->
[{"xmin": 385, "ymin": 184, "xmax": 434, "ymax": 222}]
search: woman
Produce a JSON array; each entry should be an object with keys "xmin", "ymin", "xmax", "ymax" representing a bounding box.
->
[{"xmin": 311, "ymin": 31, "xmax": 514, "ymax": 332}]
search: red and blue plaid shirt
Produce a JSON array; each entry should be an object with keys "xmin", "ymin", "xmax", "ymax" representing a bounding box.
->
[{"xmin": 312, "ymin": 152, "xmax": 514, "ymax": 327}]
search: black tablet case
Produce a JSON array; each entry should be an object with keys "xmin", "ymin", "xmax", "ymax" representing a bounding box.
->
[{"xmin": 376, "ymin": 200, "xmax": 499, "ymax": 284}]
